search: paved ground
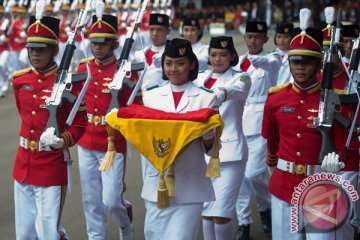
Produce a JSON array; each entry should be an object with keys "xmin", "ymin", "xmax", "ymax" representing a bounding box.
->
[{"xmin": 0, "ymin": 30, "xmax": 276, "ymax": 239}]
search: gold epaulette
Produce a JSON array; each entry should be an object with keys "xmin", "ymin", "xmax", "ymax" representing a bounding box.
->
[
  {"xmin": 80, "ymin": 57, "xmax": 95, "ymax": 64},
  {"xmin": 268, "ymin": 82, "xmax": 291, "ymax": 94},
  {"xmin": 333, "ymin": 88, "xmax": 346, "ymax": 95},
  {"xmin": 12, "ymin": 68, "xmax": 32, "ymax": 78}
]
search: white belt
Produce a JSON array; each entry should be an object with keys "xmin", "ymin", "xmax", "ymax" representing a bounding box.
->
[
  {"xmin": 20, "ymin": 136, "xmax": 51, "ymax": 152},
  {"xmin": 87, "ymin": 113, "xmax": 106, "ymax": 126},
  {"xmin": 277, "ymin": 159, "xmax": 321, "ymax": 176}
]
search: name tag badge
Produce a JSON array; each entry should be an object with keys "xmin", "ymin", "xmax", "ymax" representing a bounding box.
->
[
  {"xmin": 22, "ymin": 85, "xmax": 33, "ymax": 91},
  {"xmin": 280, "ymin": 107, "xmax": 295, "ymax": 113}
]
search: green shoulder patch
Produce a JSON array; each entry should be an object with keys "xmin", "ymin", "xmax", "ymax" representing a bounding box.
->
[
  {"xmin": 199, "ymin": 86, "xmax": 213, "ymax": 93},
  {"xmin": 240, "ymin": 75, "xmax": 250, "ymax": 83},
  {"xmin": 80, "ymin": 57, "xmax": 95, "ymax": 64},
  {"xmin": 145, "ymin": 85, "xmax": 159, "ymax": 91},
  {"xmin": 268, "ymin": 82, "xmax": 291, "ymax": 94}
]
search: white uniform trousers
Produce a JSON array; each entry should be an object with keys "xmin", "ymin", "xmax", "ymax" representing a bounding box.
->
[
  {"xmin": 203, "ymin": 160, "xmax": 246, "ymax": 218},
  {"xmin": 0, "ymin": 50, "xmax": 10, "ymax": 95},
  {"xmin": 236, "ymin": 134, "xmax": 271, "ymax": 224},
  {"xmin": 14, "ymin": 180, "xmax": 64, "ymax": 240},
  {"xmin": 272, "ymin": 194, "xmax": 354, "ymax": 240},
  {"xmin": 9, "ymin": 49, "xmax": 29, "ymax": 73},
  {"xmin": 78, "ymin": 146, "xmax": 131, "ymax": 240},
  {"xmin": 144, "ymin": 200, "xmax": 203, "ymax": 240}
]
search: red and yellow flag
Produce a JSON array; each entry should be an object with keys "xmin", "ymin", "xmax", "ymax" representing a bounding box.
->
[{"xmin": 106, "ymin": 104, "xmax": 224, "ymax": 207}]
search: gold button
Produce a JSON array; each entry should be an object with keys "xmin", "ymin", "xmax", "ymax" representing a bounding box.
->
[
  {"xmin": 297, "ymin": 115, "xmax": 302, "ymax": 120},
  {"xmin": 95, "ymin": 82, "xmax": 99, "ymax": 86},
  {"xmin": 31, "ymin": 111, "xmax": 36, "ymax": 116},
  {"xmin": 296, "ymin": 152, "xmax": 301, "ymax": 157},
  {"xmin": 296, "ymin": 133, "xmax": 301, "ymax": 138},
  {"xmin": 300, "ymin": 100, "xmax": 305, "ymax": 104},
  {"xmin": 38, "ymin": 79, "xmax": 43, "ymax": 83},
  {"xmin": 30, "ymin": 130, "xmax": 35, "ymax": 134},
  {"xmin": 94, "ymin": 108, "xmax": 98, "ymax": 113},
  {"xmin": 33, "ymin": 94, "xmax": 37, "ymax": 99},
  {"xmin": 98, "ymin": 69, "xmax": 102, "ymax": 73},
  {"xmin": 94, "ymin": 95, "xmax": 98, "ymax": 99}
]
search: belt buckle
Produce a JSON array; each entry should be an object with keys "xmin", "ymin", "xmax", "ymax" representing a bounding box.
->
[
  {"xmin": 93, "ymin": 115, "xmax": 100, "ymax": 126},
  {"xmin": 29, "ymin": 140, "xmax": 38, "ymax": 151},
  {"xmin": 294, "ymin": 163, "xmax": 306, "ymax": 175}
]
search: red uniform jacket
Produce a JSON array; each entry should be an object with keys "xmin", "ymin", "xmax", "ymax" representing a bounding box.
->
[
  {"xmin": 263, "ymin": 83, "xmax": 325, "ymax": 203},
  {"xmin": 12, "ymin": 65, "xmax": 87, "ymax": 186},
  {"xmin": 77, "ymin": 57, "xmax": 139, "ymax": 153},
  {"xmin": 9, "ymin": 19, "xmax": 26, "ymax": 51}
]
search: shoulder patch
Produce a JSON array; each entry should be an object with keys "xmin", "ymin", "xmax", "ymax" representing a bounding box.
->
[
  {"xmin": 12, "ymin": 68, "xmax": 32, "ymax": 78},
  {"xmin": 199, "ymin": 86, "xmax": 213, "ymax": 93},
  {"xmin": 268, "ymin": 82, "xmax": 291, "ymax": 94},
  {"xmin": 80, "ymin": 57, "xmax": 95, "ymax": 64},
  {"xmin": 145, "ymin": 85, "xmax": 159, "ymax": 91},
  {"xmin": 240, "ymin": 75, "xmax": 250, "ymax": 83}
]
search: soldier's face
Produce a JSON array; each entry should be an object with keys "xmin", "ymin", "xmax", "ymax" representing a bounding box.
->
[
  {"xmin": 149, "ymin": 25, "xmax": 170, "ymax": 47},
  {"xmin": 290, "ymin": 58, "xmax": 321, "ymax": 85},
  {"xmin": 244, "ymin": 33, "xmax": 268, "ymax": 55},
  {"xmin": 28, "ymin": 46, "xmax": 56, "ymax": 70},
  {"xmin": 91, "ymin": 41, "xmax": 118, "ymax": 61},
  {"xmin": 182, "ymin": 26, "xmax": 201, "ymax": 44},
  {"xmin": 275, "ymin": 33, "xmax": 291, "ymax": 51},
  {"xmin": 163, "ymin": 56, "xmax": 194, "ymax": 86},
  {"xmin": 343, "ymin": 37, "xmax": 353, "ymax": 59},
  {"xmin": 209, "ymin": 48, "xmax": 234, "ymax": 74}
]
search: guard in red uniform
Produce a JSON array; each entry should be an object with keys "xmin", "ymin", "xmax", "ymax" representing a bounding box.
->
[
  {"xmin": 76, "ymin": 12, "xmax": 135, "ymax": 240},
  {"xmin": 262, "ymin": 8, "xmax": 357, "ymax": 240},
  {"xmin": 12, "ymin": 14, "xmax": 86, "ymax": 240},
  {"xmin": 0, "ymin": 4, "xmax": 10, "ymax": 97}
]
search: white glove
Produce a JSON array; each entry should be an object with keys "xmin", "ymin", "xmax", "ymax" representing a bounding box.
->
[
  {"xmin": 40, "ymin": 127, "xmax": 64, "ymax": 149},
  {"xmin": 213, "ymin": 87, "xmax": 227, "ymax": 105},
  {"xmin": 321, "ymin": 152, "xmax": 345, "ymax": 172},
  {"xmin": 152, "ymin": 56, "xmax": 162, "ymax": 68},
  {"xmin": 0, "ymin": 34, "xmax": 5, "ymax": 43},
  {"xmin": 249, "ymin": 56, "xmax": 269, "ymax": 69},
  {"xmin": 105, "ymin": 108, "xmax": 119, "ymax": 119},
  {"xmin": 19, "ymin": 31, "xmax": 27, "ymax": 39}
]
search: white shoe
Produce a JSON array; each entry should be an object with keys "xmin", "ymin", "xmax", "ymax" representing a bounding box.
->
[{"xmin": 120, "ymin": 223, "xmax": 134, "ymax": 240}]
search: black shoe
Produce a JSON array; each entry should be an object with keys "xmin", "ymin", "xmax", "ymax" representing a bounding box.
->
[
  {"xmin": 259, "ymin": 208, "xmax": 272, "ymax": 234},
  {"xmin": 234, "ymin": 224, "xmax": 250, "ymax": 240}
]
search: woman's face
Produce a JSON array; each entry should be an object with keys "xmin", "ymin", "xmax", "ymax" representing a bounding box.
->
[
  {"xmin": 163, "ymin": 56, "xmax": 195, "ymax": 86},
  {"xmin": 209, "ymin": 48, "xmax": 234, "ymax": 73},
  {"xmin": 182, "ymin": 25, "xmax": 201, "ymax": 44},
  {"xmin": 275, "ymin": 33, "xmax": 292, "ymax": 51}
]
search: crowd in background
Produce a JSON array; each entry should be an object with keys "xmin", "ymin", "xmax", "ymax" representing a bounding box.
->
[{"xmin": 173, "ymin": 0, "xmax": 360, "ymax": 31}]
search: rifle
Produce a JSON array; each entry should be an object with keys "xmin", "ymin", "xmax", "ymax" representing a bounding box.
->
[
  {"xmin": 314, "ymin": 9, "xmax": 342, "ymax": 164},
  {"xmin": 106, "ymin": 0, "xmax": 147, "ymax": 113},
  {"xmin": 99, "ymin": 0, "xmax": 148, "ymax": 171},
  {"xmin": 44, "ymin": 2, "xmax": 92, "ymax": 136}
]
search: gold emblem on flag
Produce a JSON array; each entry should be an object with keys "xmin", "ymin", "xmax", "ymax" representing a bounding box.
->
[
  {"xmin": 257, "ymin": 24, "xmax": 263, "ymax": 31},
  {"xmin": 153, "ymin": 137, "xmax": 171, "ymax": 157},
  {"xmin": 179, "ymin": 47, "xmax": 186, "ymax": 56},
  {"xmin": 158, "ymin": 16, "xmax": 163, "ymax": 23},
  {"xmin": 220, "ymin": 40, "xmax": 228, "ymax": 48}
]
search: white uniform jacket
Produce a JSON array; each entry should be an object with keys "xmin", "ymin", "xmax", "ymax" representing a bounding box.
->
[
  {"xmin": 141, "ymin": 82, "xmax": 216, "ymax": 204},
  {"xmin": 133, "ymin": 45, "xmax": 167, "ymax": 90},
  {"xmin": 192, "ymin": 41, "xmax": 209, "ymax": 71},
  {"xmin": 275, "ymin": 49, "xmax": 293, "ymax": 85},
  {"xmin": 194, "ymin": 68, "xmax": 251, "ymax": 162},
  {"xmin": 234, "ymin": 51, "xmax": 281, "ymax": 136}
]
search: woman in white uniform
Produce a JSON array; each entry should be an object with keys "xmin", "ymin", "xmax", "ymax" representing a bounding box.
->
[
  {"xmin": 181, "ymin": 17, "xmax": 209, "ymax": 71},
  {"xmin": 194, "ymin": 36, "xmax": 251, "ymax": 240},
  {"xmin": 142, "ymin": 38, "xmax": 217, "ymax": 240}
]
